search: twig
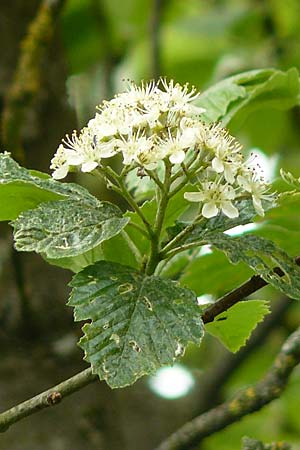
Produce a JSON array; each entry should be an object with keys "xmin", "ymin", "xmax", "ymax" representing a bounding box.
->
[
  {"xmin": 195, "ymin": 296, "xmax": 291, "ymax": 415},
  {"xmin": 202, "ymin": 256, "xmax": 300, "ymax": 324},
  {"xmin": 0, "ymin": 368, "xmax": 96, "ymax": 433},
  {"xmin": 154, "ymin": 325, "xmax": 300, "ymax": 450}
]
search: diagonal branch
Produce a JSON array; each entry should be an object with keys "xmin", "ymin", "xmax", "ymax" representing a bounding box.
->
[
  {"xmin": 0, "ymin": 368, "xmax": 96, "ymax": 433},
  {"xmin": 202, "ymin": 256, "xmax": 300, "ymax": 324},
  {"xmin": 154, "ymin": 325, "xmax": 300, "ymax": 450}
]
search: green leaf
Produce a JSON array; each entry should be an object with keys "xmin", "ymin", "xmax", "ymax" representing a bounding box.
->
[
  {"xmin": 197, "ymin": 68, "xmax": 300, "ymax": 127},
  {"xmin": 45, "ymin": 244, "xmax": 105, "ymax": 273},
  {"xmin": 206, "ymin": 300, "xmax": 270, "ymax": 352},
  {"xmin": 68, "ymin": 261, "xmax": 204, "ymax": 388},
  {"xmin": 46, "ymin": 231, "xmax": 140, "ymax": 273},
  {"xmin": 12, "ymin": 199, "xmax": 129, "ymax": 259},
  {"xmin": 206, "ymin": 233, "xmax": 300, "ymax": 300},
  {"xmin": 0, "ymin": 153, "xmax": 98, "ymax": 221}
]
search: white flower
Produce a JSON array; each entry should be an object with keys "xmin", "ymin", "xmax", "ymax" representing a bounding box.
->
[
  {"xmin": 184, "ymin": 181, "xmax": 239, "ymax": 219},
  {"xmin": 116, "ymin": 132, "xmax": 154, "ymax": 166},
  {"xmin": 50, "ymin": 145, "xmax": 69, "ymax": 180},
  {"xmin": 158, "ymin": 130, "xmax": 193, "ymax": 165},
  {"xmin": 237, "ymin": 171, "xmax": 272, "ymax": 216},
  {"xmin": 159, "ymin": 79, "xmax": 205, "ymax": 115},
  {"xmin": 204, "ymin": 125, "xmax": 242, "ymax": 183}
]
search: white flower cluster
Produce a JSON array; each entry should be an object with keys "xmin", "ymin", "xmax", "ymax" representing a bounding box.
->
[
  {"xmin": 183, "ymin": 126, "xmax": 273, "ymax": 218},
  {"xmin": 51, "ymin": 79, "xmax": 272, "ymax": 219}
]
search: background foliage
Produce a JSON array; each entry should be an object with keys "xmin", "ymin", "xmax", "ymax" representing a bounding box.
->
[{"xmin": 1, "ymin": 0, "xmax": 300, "ymax": 449}]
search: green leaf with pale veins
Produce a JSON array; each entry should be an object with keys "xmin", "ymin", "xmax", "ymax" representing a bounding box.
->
[
  {"xmin": 68, "ymin": 261, "xmax": 204, "ymax": 388},
  {"xmin": 12, "ymin": 200, "xmax": 129, "ymax": 259},
  {"xmin": 0, "ymin": 153, "xmax": 99, "ymax": 221},
  {"xmin": 206, "ymin": 300, "xmax": 270, "ymax": 353},
  {"xmin": 206, "ymin": 233, "xmax": 300, "ymax": 300}
]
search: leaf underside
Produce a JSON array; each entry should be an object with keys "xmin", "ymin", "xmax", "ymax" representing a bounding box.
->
[{"xmin": 206, "ymin": 300, "xmax": 270, "ymax": 352}]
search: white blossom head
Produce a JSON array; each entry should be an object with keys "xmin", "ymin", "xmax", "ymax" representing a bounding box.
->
[
  {"xmin": 50, "ymin": 78, "xmax": 273, "ymax": 220},
  {"xmin": 51, "ymin": 79, "xmax": 206, "ymax": 178}
]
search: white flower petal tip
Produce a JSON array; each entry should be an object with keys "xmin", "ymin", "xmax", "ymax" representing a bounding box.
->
[
  {"xmin": 212, "ymin": 157, "xmax": 224, "ymax": 173},
  {"xmin": 202, "ymin": 203, "xmax": 218, "ymax": 218},
  {"xmin": 81, "ymin": 161, "xmax": 98, "ymax": 173},
  {"xmin": 51, "ymin": 165, "xmax": 69, "ymax": 180},
  {"xmin": 169, "ymin": 150, "xmax": 186, "ymax": 165},
  {"xmin": 221, "ymin": 202, "xmax": 239, "ymax": 218}
]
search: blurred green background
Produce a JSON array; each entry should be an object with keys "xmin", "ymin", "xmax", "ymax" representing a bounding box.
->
[{"xmin": 1, "ymin": 0, "xmax": 300, "ymax": 449}]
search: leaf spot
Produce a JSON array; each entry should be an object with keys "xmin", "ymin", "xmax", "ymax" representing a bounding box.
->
[
  {"xmin": 103, "ymin": 322, "xmax": 110, "ymax": 330},
  {"xmin": 174, "ymin": 298, "xmax": 184, "ymax": 305},
  {"xmin": 143, "ymin": 296, "xmax": 153, "ymax": 311},
  {"xmin": 129, "ymin": 340, "xmax": 141, "ymax": 352},
  {"xmin": 118, "ymin": 283, "xmax": 134, "ymax": 294},
  {"xmin": 110, "ymin": 333, "xmax": 120, "ymax": 345},
  {"xmin": 175, "ymin": 342, "xmax": 185, "ymax": 357}
]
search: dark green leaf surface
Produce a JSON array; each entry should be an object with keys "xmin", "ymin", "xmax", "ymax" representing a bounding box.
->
[
  {"xmin": 197, "ymin": 68, "xmax": 300, "ymax": 127},
  {"xmin": 206, "ymin": 300, "xmax": 270, "ymax": 352},
  {"xmin": 13, "ymin": 200, "xmax": 129, "ymax": 258},
  {"xmin": 0, "ymin": 153, "xmax": 98, "ymax": 221},
  {"xmin": 68, "ymin": 261, "xmax": 204, "ymax": 388},
  {"xmin": 206, "ymin": 233, "xmax": 300, "ymax": 300}
]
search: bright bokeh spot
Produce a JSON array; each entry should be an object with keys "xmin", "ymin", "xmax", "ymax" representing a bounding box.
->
[
  {"xmin": 225, "ymin": 222, "xmax": 259, "ymax": 237},
  {"xmin": 148, "ymin": 364, "xmax": 195, "ymax": 399}
]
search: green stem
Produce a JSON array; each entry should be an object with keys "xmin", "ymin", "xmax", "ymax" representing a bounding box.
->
[
  {"xmin": 169, "ymin": 163, "xmax": 204, "ymax": 199},
  {"xmin": 163, "ymin": 239, "xmax": 206, "ymax": 260},
  {"xmin": 127, "ymin": 221, "xmax": 148, "ymax": 238},
  {"xmin": 98, "ymin": 167, "xmax": 153, "ymax": 238},
  {"xmin": 160, "ymin": 215, "xmax": 203, "ymax": 257},
  {"xmin": 145, "ymin": 161, "xmax": 172, "ymax": 275},
  {"xmin": 145, "ymin": 168, "xmax": 164, "ymax": 190}
]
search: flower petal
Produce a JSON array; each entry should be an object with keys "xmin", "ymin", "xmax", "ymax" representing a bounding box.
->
[
  {"xmin": 221, "ymin": 201, "xmax": 239, "ymax": 218},
  {"xmin": 52, "ymin": 164, "xmax": 69, "ymax": 180},
  {"xmin": 212, "ymin": 157, "xmax": 224, "ymax": 173},
  {"xmin": 202, "ymin": 202, "xmax": 218, "ymax": 218},
  {"xmin": 81, "ymin": 161, "xmax": 98, "ymax": 172},
  {"xmin": 253, "ymin": 196, "xmax": 264, "ymax": 216},
  {"xmin": 169, "ymin": 150, "xmax": 186, "ymax": 164},
  {"xmin": 65, "ymin": 150, "xmax": 84, "ymax": 166},
  {"xmin": 184, "ymin": 192, "xmax": 203, "ymax": 202}
]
